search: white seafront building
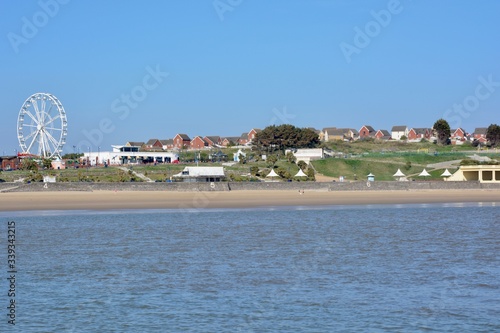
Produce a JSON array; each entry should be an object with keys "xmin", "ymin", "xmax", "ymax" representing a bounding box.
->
[{"xmin": 82, "ymin": 145, "xmax": 179, "ymax": 166}]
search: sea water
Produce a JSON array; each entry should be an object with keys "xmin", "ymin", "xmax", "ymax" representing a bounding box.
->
[{"xmin": 1, "ymin": 204, "xmax": 499, "ymax": 332}]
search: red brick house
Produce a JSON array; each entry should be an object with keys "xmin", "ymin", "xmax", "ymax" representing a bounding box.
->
[
  {"xmin": 473, "ymin": 128, "xmax": 487, "ymax": 140},
  {"xmin": 204, "ymin": 136, "xmax": 221, "ymax": 147},
  {"xmin": 451, "ymin": 128, "xmax": 466, "ymax": 140},
  {"xmin": 173, "ymin": 134, "xmax": 191, "ymax": 149},
  {"xmin": 359, "ymin": 125, "xmax": 376, "ymax": 138},
  {"xmin": 375, "ymin": 129, "xmax": 391, "ymax": 140},
  {"xmin": 248, "ymin": 128, "xmax": 261, "ymax": 142},
  {"xmin": 407, "ymin": 128, "xmax": 432, "ymax": 141},
  {"xmin": 238, "ymin": 133, "xmax": 249, "ymax": 145},
  {"xmin": 160, "ymin": 139, "xmax": 174, "ymax": 150},
  {"xmin": 190, "ymin": 136, "xmax": 208, "ymax": 150},
  {"xmin": 145, "ymin": 139, "xmax": 163, "ymax": 150},
  {"xmin": 221, "ymin": 137, "xmax": 239, "ymax": 147}
]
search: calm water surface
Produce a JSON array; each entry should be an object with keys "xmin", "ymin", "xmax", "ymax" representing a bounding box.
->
[{"xmin": 1, "ymin": 204, "xmax": 499, "ymax": 332}]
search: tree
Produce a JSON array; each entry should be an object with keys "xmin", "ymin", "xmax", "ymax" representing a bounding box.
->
[
  {"xmin": 306, "ymin": 168, "xmax": 315, "ymax": 181},
  {"xmin": 433, "ymin": 118, "xmax": 451, "ymax": 145},
  {"xmin": 297, "ymin": 160, "xmax": 307, "ymax": 171},
  {"xmin": 266, "ymin": 154, "xmax": 277, "ymax": 167},
  {"xmin": 19, "ymin": 159, "xmax": 39, "ymax": 171},
  {"xmin": 276, "ymin": 167, "xmax": 291, "ymax": 179},
  {"xmin": 238, "ymin": 153, "xmax": 246, "ymax": 164},
  {"xmin": 286, "ymin": 151, "xmax": 296, "ymax": 163},
  {"xmin": 253, "ymin": 124, "xmax": 320, "ymax": 153},
  {"xmin": 42, "ymin": 158, "xmax": 53, "ymax": 169},
  {"xmin": 62, "ymin": 153, "xmax": 83, "ymax": 160},
  {"xmin": 486, "ymin": 124, "xmax": 500, "ymax": 147},
  {"xmin": 250, "ymin": 166, "xmax": 259, "ymax": 176}
]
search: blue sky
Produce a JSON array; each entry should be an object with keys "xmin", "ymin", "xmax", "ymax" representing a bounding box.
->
[{"xmin": 1, "ymin": 0, "xmax": 499, "ymax": 154}]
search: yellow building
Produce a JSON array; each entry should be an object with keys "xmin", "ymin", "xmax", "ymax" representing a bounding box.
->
[{"xmin": 447, "ymin": 165, "xmax": 500, "ymax": 183}]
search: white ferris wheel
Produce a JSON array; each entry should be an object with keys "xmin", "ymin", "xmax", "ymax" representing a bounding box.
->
[{"xmin": 17, "ymin": 93, "xmax": 68, "ymax": 159}]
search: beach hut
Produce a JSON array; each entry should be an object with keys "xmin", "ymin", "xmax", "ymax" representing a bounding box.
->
[
  {"xmin": 393, "ymin": 169, "xmax": 407, "ymax": 181},
  {"xmin": 418, "ymin": 169, "xmax": 431, "ymax": 180},
  {"xmin": 367, "ymin": 173, "xmax": 375, "ymax": 182},
  {"xmin": 294, "ymin": 169, "xmax": 307, "ymax": 178}
]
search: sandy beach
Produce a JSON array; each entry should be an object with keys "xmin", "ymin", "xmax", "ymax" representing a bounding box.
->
[{"xmin": 1, "ymin": 189, "xmax": 499, "ymax": 212}]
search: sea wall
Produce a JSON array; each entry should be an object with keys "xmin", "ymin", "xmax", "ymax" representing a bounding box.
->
[{"xmin": 1, "ymin": 181, "xmax": 500, "ymax": 193}]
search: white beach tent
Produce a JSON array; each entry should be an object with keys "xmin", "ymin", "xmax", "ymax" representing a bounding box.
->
[
  {"xmin": 294, "ymin": 169, "xmax": 307, "ymax": 177},
  {"xmin": 393, "ymin": 169, "xmax": 407, "ymax": 181},
  {"xmin": 393, "ymin": 169, "xmax": 405, "ymax": 177},
  {"xmin": 267, "ymin": 168, "xmax": 279, "ymax": 178},
  {"xmin": 441, "ymin": 169, "xmax": 452, "ymax": 177},
  {"xmin": 418, "ymin": 169, "xmax": 431, "ymax": 177}
]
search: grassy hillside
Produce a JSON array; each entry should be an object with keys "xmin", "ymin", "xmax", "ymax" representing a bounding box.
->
[
  {"xmin": 315, "ymin": 140, "xmax": 498, "ymax": 181},
  {"xmin": 312, "ymin": 158, "xmax": 460, "ymax": 181},
  {"xmin": 1, "ymin": 141, "xmax": 497, "ymax": 183}
]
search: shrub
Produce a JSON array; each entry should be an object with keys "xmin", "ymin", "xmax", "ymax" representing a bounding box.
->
[
  {"xmin": 250, "ymin": 166, "xmax": 259, "ymax": 176},
  {"xmin": 297, "ymin": 160, "xmax": 307, "ymax": 171},
  {"xmin": 460, "ymin": 159, "xmax": 479, "ymax": 166},
  {"xmin": 276, "ymin": 167, "xmax": 291, "ymax": 179}
]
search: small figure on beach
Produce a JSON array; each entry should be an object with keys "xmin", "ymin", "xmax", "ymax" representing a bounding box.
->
[{"xmin": 299, "ymin": 189, "xmax": 304, "ymax": 195}]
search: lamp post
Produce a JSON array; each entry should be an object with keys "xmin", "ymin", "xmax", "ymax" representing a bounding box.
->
[
  {"xmin": 97, "ymin": 146, "xmax": 100, "ymax": 166},
  {"xmin": 87, "ymin": 146, "xmax": 90, "ymax": 170}
]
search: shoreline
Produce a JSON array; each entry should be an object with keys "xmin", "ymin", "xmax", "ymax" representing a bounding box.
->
[{"xmin": 1, "ymin": 189, "xmax": 499, "ymax": 212}]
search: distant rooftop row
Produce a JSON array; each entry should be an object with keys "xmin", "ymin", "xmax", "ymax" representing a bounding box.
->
[{"xmin": 118, "ymin": 125, "xmax": 491, "ymax": 151}]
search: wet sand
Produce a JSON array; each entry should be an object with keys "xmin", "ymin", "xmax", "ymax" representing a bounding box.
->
[{"xmin": 1, "ymin": 189, "xmax": 499, "ymax": 211}]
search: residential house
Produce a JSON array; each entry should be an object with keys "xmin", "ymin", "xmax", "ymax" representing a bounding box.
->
[
  {"xmin": 125, "ymin": 141, "xmax": 145, "ymax": 150},
  {"xmin": 407, "ymin": 128, "xmax": 432, "ymax": 141},
  {"xmin": 190, "ymin": 136, "xmax": 208, "ymax": 150},
  {"xmin": 160, "ymin": 139, "xmax": 174, "ymax": 150},
  {"xmin": 238, "ymin": 132, "xmax": 249, "ymax": 145},
  {"xmin": 391, "ymin": 126, "xmax": 409, "ymax": 140},
  {"xmin": 173, "ymin": 134, "xmax": 191, "ymax": 149},
  {"xmin": 221, "ymin": 137, "xmax": 240, "ymax": 147},
  {"xmin": 451, "ymin": 128, "xmax": 466, "ymax": 139},
  {"xmin": 339, "ymin": 128, "xmax": 359, "ymax": 141},
  {"xmin": 329, "ymin": 129, "xmax": 346, "ymax": 141},
  {"xmin": 375, "ymin": 129, "xmax": 391, "ymax": 140},
  {"xmin": 473, "ymin": 128, "xmax": 488, "ymax": 143},
  {"xmin": 144, "ymin": 139, "xmax": 163, "ymax": 150},
  {"xmin": 204, "ymin": 136, "xmax": 221, "ymax": 147},
  {"xmin": 450, "ymin": 128, "xmax": 467, "ymax": 144},
  {"xmin": 320, "ymin": 127, "xmax": 336, "ymax": 142},
  {"xmin": 247, "ymin": 128, "xmax": 261, "ymax": 142},
  {"xmin": 359, "ymin": 125, "xmax": 376, "ymax": 138}
]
